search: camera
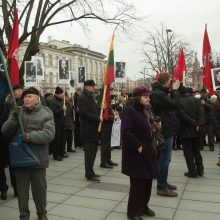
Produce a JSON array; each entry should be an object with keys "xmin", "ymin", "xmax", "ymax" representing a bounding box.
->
[{"xmin": 153, "ymin": 116, "xmax": 161, "ymax": 123}]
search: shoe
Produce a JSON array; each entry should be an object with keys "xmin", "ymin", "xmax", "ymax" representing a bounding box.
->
[
  {"xmin": 93, "ymin": 174, "xmax": 101, "ymax": 178},
  {"xmin": 62, "ymin": 154, "xmax": 69, "ymax": 158},
  {"xmin": 100, "ymin": 163, "xmax": 113, "ymax": 169},
  {"xmin": 113, "ymin": 146, "xmax": 122, "ymax": 149},
  {"xmin": 38, "ymin": 214, "xmax": 48, "ymax": 220},
  {"xmin": 0, "ymin": 191, "xmax": 7, "ymax": 200},
  {"xmin": 157, "ymin": 188, "xmax": 178, "ymax": 197},
  {"xmin": 53, "ymin": 156, "xmax": 63, "ymax": 161},
  {"xmin": 107, "ymin": 161, "xmax": 118, "ymax": 166},
  {"xmin": 184, "ymin": 172, "xmax": 197, "ymax": 178},
  {"xmin": 217, "ymin": 160, "xmax": 220, "ymax": 167},
  {"xmin": 143, "ymin": 207, "xmax": 155, "ymax": 217},
  {"xmin": 167, "ymin": 183, "xmax": 177, "ymax": 190},
  {"xmin": 86, "ymin": 176, "xmax": 100, "ymax": 183},
  {"xmin": 127, "ymin": 215, "xmax": 143, "ymax": 220},
  {"xmin": 210, "ymin": 146, "xmax": 214, "ymax": 151},
  {"xmin": 67, "ymin": 149, "xmax": 76, "ymax": 153},
  {"xmin": 197, "ymin": 171, "xmax": 204, "ymax": 177}
]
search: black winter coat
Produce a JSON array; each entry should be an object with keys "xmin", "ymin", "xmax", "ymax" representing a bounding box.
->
[
  {"xmin": 177, "ymin": 95, "xmax": 204, "ymax": 139},
  {"xmin": 212, "ymin": 97, "xmax": 220, "ymax": 142},
  {"xmin": 121, "ymin": 102, "xmax": 158, "ymax": 179},
  {"xmin": 150, "ymin": 85, "xmax": 180, "ymax": 137},
  {"xmin": 78, "ymin": 89, "xmax": 100, "ymax": 142},
  {"xmin": 49, "ymin": 96, "xmax": 65, "ymax": 125}
]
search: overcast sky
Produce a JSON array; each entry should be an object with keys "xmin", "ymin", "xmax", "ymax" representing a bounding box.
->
[{"xmin": 41, "ymin": 0, "xmax": 220, "ymax": 80}]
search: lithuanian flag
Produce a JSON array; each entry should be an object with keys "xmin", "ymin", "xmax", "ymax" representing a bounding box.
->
[{"xmin": 99, "ymin": 35, "xmax": 115, "ymax": 129}]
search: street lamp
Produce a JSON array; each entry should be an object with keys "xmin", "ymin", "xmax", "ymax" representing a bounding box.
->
[{"xmin": 166, "ymin": 29, "xmax": 172, "ymax": 73}]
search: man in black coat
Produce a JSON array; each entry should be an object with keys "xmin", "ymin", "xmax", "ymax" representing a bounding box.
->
[
  {"xmin": 150, "ymin": 73, "xmax": 180, "ymax": 197},
  {"xmin": 49, "ymin": 86, "xmax": 68, "ymax": 161},
  {"xmin": 200, "ymin": 88, "xmax": 215, "ymax": 151},
  {"xmin": 78, "ymin": 80, "xmax": 102, "ymax": 182},
  {"xmin": 177, "ymin": 87, "xmax": 205, "ymax": 177}
]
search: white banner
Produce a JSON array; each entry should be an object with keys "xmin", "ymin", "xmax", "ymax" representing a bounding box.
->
[
  {"xmin": 111, "ymin": 119, "xmax": 121, "ymax": 147},
  {"xmin": 211, "ymin": 68, "xmax": 220, "ymax": 91}
]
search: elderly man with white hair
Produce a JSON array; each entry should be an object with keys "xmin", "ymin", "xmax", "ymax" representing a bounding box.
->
[{"xmin": 1, "ymin": 87, "xmax": 55, "ymax": 220}]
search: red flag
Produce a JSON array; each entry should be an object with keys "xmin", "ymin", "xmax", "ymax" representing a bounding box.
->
[
  {"xmin": 8, "ymin": 10, "xmax": 19, "ymax": 86},
  {"xmin": 172, "ymin": 49, "xmax": 187, "ymax": 82},
  {"xmin": 202, "ymin": 25, "xmax": 214, "ymax": 94}
]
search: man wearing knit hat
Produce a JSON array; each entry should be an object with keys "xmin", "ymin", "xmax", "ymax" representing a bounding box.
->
[
  {"xmin": 1, "ymin": 87, "xmax": 55, "ymax": 220},
  {"xmin": 49, "ymin": 86, "xmax": 68, "ymax": 161}
]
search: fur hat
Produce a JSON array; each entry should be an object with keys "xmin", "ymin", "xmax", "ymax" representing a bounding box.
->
[
  {"xmin": 84, "ymin": 80, "xmax": 96, "ymax": 87},
  {"xmin": 133, "ymin": 86, "xmax": 151, "ymax": 97},
  {"xmin": 55, "ymin": 86, "xmax": 63, "ymax": 94},
  {"xmin": 21, "ymin": 87, "xmax": 39, "ymax": 99}
]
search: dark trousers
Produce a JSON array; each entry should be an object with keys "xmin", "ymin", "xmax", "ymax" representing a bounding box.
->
[
  {"xmin": 127, "ymin": 178, "xmax": 153, "ymax": 217},
  {"xmin": 15, "ymin": 168, "xmax": 47, "ymax": 220},
  {"xmin": 74, "ymin": 115, "xmax": 82, "ymax": 147},
  {"xmin": 100, "ymin": 132, "xmax": 111, "ymax": 165},
  {"xmin": 65, "ymin": 129, "xmax": 73, "ymax": 151},
  {"xmin": 182, "ymin": 137, "xmax": 204, "ymax": 174},
  {"xmin": 0, "ymin": 164, "xmax": 16, "ymax": 193},
  {"xmin": 84, "ymin": 142, "xmax": 98, "ymax": 178},
  {"xmin": 202, "ymin": 123, "xmax": 214, "ymax": 148},
  {"xmin": 51, "ymin": 124, "xmax": 66, "ymax": 157}
]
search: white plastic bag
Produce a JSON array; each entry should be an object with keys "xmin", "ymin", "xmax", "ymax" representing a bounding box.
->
[{"xmin": 111, "ymin": 119, "xmax": 121, "ymax": 147}]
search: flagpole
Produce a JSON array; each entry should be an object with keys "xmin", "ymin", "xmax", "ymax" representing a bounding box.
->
[
  {"xmin": 0, "ymin": 49, "xmax": 24, "ymax": 133},
  {"xmin": 98, "ymin": 84, "xmax": 107, "ymax": 132}
]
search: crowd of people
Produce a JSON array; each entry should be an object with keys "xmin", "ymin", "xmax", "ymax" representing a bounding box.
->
[{"xmin": 0, "ymin": 74, "xmax": 220, "ymax": 220}]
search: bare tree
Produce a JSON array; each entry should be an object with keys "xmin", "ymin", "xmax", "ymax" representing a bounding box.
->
[
  {"xmin": 0, "ymin": 0, "xmax": 140, "ymax": 85},
  {"xmin": 142, "ymin": 24, "xmax": 194, "ymax": 76}
]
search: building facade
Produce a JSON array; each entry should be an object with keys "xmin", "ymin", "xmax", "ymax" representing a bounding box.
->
[
  {"xmin": 191, "ymin": 54, "xmax": 203, "ymax": 91},
  {"xmin": 19, "ymin": 38, "xmax": 106, "ymax": 94}
]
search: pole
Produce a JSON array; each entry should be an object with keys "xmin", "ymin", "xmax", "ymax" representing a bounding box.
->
[
  {"xmin": 0, "ymin": 49, "xmax": 24, "ymax": 132},
  {"xmin": 98, "ymin": 84, "xmax": 107, "ymax": 132}
]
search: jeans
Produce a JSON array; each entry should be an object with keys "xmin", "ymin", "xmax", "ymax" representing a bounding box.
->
[{"xmin": 157, "ymin": 136, "xmax": 173, "ymax": 190}]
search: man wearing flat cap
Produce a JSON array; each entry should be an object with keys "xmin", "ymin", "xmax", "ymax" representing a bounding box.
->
[
  {"xmin": 1, "ymin": 87, "xmax": 55, "ymax": 220},
  {"xmin": 78, "ymin": 80, "xmax": 103, "ymax": 182}
]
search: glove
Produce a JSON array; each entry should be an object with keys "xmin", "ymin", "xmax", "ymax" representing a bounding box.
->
[
  {"xmin": 22, "ymin": 133, "xmax": 29, "ymax": 142},
  {"xmin": 12, "ymin": 106, "xmax": 20, "ymax": 118}
]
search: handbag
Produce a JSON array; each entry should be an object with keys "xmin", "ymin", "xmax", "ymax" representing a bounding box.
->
[
  {"xmin": 9, "ymin": 135, "xmax": 41, "ymax": 168},
  {"xmin": 151, "ymin": 131, "xmax": 166, "ymax": 157}
]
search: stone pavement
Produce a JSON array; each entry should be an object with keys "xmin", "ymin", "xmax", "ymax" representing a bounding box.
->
[{"xmin": 1, "ymin": 145, "xmax": 220, "ymax": 220}]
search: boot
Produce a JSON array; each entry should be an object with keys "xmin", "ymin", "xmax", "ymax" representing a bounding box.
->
[
  {"xmin": 217, "ymin": 160, "xmax": 220, "ymax": 167},
  {"xmin": 157, "ymin": 188, "xmax": 178, "ymax": 197},
  {"xmin": 38, "ymin": 214, "xmax": 48, "ymax": 220}
]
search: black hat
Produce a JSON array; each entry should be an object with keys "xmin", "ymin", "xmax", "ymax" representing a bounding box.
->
[
  {"xmin": 21, "ymin": 87, "xmax": 39, "ymax": 99},
  {"xmin": 13, "ymin": 85, "xmax": 22, "ymax": 91},
  {"xmin": 55, "ymin": 86, "xmax": 63, "ymax": 94},
  {"xmin": 216, "ymin": 87, "xmax": 220, "ymax": 91},
  {"xmin": 200, "ymin": 88, "xmax": 208, "ymax": 93},
  {"xmin": 84, "ymin": 80, "xmax": 96, "ymax": 87},
  {"xmin": 44, "ymin": 93, "xmax": 53, "ymax": 99}
]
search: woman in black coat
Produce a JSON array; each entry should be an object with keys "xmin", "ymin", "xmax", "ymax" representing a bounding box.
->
[{"xmin": 121, "ymin": 86, "xmax": 158, "ymax": 220}]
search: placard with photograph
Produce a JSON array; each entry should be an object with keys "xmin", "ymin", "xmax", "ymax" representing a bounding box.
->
[
  {"xmin": 78, "ymin": 66, "xmax": 86, "ymax": 83},
  {"xmin": 115, "ymin": 62, "xmax": 126, "ymax": 83},
  {"xmin": 211, "ymin": 68, "xmax": 220, "ymax": 91},
  {"xmin": 24, "ymin": 61, "xmax": 37, "ymax": 86},
  {"xmin": 58, "ymin": 59, "xmax": 70, "ymax": 84},
  {"xmin": 31, "ymin": 56, "xmax": 44, "ymax": 80}
]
